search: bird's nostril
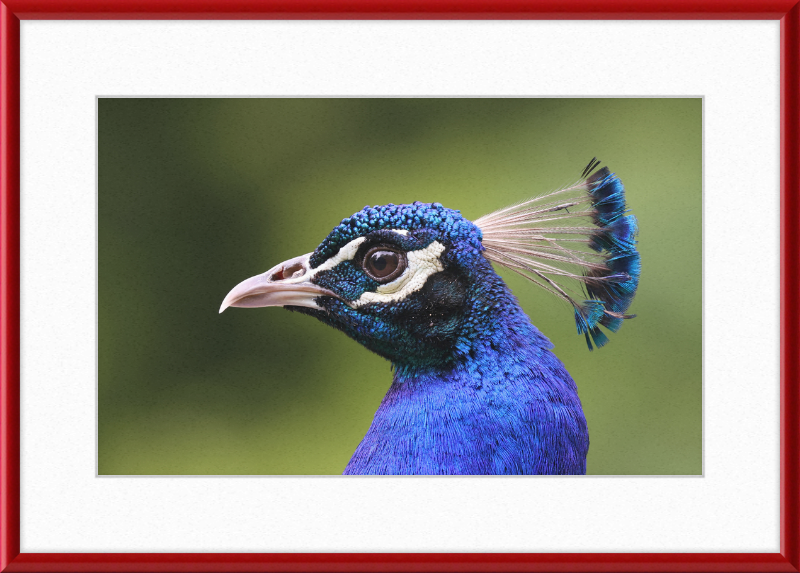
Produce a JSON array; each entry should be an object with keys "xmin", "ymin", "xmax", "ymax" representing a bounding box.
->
[{"xmin": 272, "ymin": 262, "xmax": 305, "ymax": 282}]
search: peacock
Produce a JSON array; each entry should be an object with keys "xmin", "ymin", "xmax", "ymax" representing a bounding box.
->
[{"xmin": 219, "ymin": 159, "xmax": 640, "ymax": 475}]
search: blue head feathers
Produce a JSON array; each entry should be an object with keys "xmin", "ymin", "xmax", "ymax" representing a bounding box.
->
[{"xmin": 301, "ymin": 202, "xmax": 527, "ymax": 374}]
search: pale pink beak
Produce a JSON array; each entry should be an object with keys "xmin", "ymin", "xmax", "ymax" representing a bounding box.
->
[{"xmin": 219, "ymin": 253, "xmax": 338, "ymax": 313}]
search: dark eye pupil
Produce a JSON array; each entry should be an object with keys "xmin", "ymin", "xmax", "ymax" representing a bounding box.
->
[
  {"xmin": 368, "ymin": 251, "xmax": 397, "ymax": 277},
  {"xmin": 372, "ymin": 254, "xmax": 388, "ymax": 271}
]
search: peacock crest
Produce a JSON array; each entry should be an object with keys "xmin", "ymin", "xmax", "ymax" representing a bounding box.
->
[{"xmin": 475, "ymin": 159, "xmax": 640, "ymax": 349}]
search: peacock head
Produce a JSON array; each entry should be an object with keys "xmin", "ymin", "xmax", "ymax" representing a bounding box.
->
[
  {"xmin": 219, "ymin": 202, "xmax": 491, "ymax": 369},
  {"xmin": 220, "ymin": 161, "xmax": 641, "ymax": 370}
]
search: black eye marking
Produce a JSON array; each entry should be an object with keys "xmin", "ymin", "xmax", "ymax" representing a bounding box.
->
[{"xmin": 362, "ymin": 245, "xmax": 407, "ymax": 283}]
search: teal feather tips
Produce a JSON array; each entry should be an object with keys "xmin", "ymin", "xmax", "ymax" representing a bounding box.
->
[{"xmin": 474, "ymin": 159, "xmax": 640, "ymax": 350}]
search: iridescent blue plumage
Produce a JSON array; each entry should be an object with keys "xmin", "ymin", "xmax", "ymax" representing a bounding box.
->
[
  {"xmin": 220, "ymin": 161, "xmax": 639, "ymax": 475},
  {"xmin": 338, "ymin": 250, "xmax": 588, "ymax": 474}
]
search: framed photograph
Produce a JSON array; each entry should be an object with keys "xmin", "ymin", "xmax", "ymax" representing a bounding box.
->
[{"xmin": 1, "ymin": 2, "xmax": 798, "ymax": 572}]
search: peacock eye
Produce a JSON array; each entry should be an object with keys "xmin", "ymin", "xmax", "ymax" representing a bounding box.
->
[{"xmin": 362, "ymin": 247, "xmax": 407, "ymax": 283}]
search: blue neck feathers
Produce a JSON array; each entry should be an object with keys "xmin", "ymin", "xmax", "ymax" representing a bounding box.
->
[{"xmin": 343, "ymin": 268, "xmax": 589, "ymax": 475}]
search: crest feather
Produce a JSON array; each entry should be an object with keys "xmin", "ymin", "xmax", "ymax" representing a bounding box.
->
[{"xmin": 475, "ymin": 159, "xmax": 640, "ymax": 350}]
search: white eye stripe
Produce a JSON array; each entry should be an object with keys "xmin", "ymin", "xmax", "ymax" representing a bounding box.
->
[
  {"xmin": 313, "ymin": 237, "xmax": 366, "ymax": 274},
  {"xmin": 351, "ymin": 241, "xmax": 445, "ymax": 308}
]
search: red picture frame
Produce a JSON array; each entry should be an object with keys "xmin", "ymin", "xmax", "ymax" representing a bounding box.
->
[{"xmin": 1, "ymin": 2, "xmax": 798, "ymax": 572}]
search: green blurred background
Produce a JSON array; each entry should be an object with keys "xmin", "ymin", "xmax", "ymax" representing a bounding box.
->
[{"xmin": 99, "ymin": 98, "xmax": 701, "ymax": 475}]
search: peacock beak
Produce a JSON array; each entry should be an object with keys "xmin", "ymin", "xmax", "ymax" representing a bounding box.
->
[{"xmin": 219, "ymin": 253, "xmax": 338, "ymax": 313}]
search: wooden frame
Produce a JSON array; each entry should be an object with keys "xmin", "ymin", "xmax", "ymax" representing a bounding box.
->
[{"xmin": 1, "ymin": 2, "xmax": 798, "ymax": 571}]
